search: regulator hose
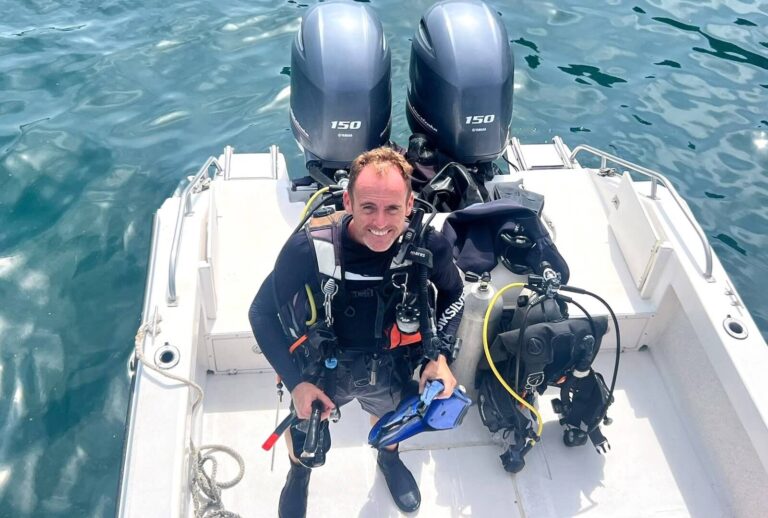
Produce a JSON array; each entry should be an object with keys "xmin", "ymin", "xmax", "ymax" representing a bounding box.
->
[
  {"xmin": 513, "ymin": 293, "xmax": 545, "ymax": 391},
  {"xmin": 413, "ymin": 197, "xmax": 438, "ymax": 240},
  {"xmin": 418, "ymin": 260, "xmax": 438, "ymax": 360},
  {"xmin": 482, "ymin": 283, "xmax": 544, "ymax": 442},
  {"xmin": 301, "ymin": 186, "xmax": 330, "ymax": 220},
  {"xmin": 556, "ymin": 294, "xmax": 599, "ymax": 369}
]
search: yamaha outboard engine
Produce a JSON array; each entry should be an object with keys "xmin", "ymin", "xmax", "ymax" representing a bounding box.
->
[
  {"xmin": 290, "ymin": 2, "xmax": 392, "ymax": 185},
  {"xmin": 406, "ymin": 0, "xmax": 514, "ymax": 206}
]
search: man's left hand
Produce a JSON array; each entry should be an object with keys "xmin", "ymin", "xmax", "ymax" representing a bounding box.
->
[{"xmin": 419, "ymin": 354, "xmax": 457, "ymax": 399}]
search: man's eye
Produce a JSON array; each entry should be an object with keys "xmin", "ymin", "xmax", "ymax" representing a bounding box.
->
[{"xmin": 387, "ymin": 208, "xmax": 400, "ymax": 215}]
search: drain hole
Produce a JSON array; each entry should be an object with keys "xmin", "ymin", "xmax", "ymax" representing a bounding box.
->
[
  {"xmin": 723, "ymin": 317, "xmax": 748, "ymax": 340},
  {"xmin": 154, "ymin": 344, "xmax": 180, "ymax": 369}
]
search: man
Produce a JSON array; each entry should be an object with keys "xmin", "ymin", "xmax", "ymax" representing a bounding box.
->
[{"xmin": 249, "ymin": 147, "xmax": 464, "ymax": 516}]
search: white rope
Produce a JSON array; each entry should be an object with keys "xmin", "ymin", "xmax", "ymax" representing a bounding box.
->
[
  {"xmin": 134, "ymin": 322, "xmax": 204, "ymax": 408},
  {"xmin": 133, "ymin": 319, "xmax": 244, "ymax": 518},
  {"xmin": 190, "ymin": 444, "xmax": 245, "ymax": 518}
]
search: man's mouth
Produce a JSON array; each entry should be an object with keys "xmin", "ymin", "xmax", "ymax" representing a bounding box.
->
[{"xmin": 370, "ymin": 228, "xmax": 389, "ymax": 237}]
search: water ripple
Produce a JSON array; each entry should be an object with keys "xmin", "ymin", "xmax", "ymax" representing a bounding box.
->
[
  {"xmin": 652, "ymin": 16, "xmax": 768, "ymax": 70},
  {"xmin": 11, "ymin": 24, "xmax": 86, "ymax": 37}
]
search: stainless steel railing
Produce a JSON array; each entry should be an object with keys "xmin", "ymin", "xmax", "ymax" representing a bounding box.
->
[
  {"xmin": 167, "ymin": 156, "xmax": 223, "ymax": 305},
  {"xmin": 270, "ymin": 144, "xmax": 279, "ymax": 179},
  {"xmin": 569, "ymin": 144, "xmax": 713, "ymax": 281}
]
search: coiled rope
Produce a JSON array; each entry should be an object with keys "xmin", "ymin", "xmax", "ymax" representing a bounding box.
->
[{"xmin": 134, "ymin": 316, "xmax": 244, "ymax": 517}]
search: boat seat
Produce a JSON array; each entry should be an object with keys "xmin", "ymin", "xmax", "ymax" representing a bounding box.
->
[{"xmin": 200, "ymin": 153, "xmax": 301, "ymax": 373}]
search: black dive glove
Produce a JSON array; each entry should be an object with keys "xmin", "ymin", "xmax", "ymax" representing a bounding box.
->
[{"xmin": 422, "ymin": 333, "xmax": 457, "ymax": 364}]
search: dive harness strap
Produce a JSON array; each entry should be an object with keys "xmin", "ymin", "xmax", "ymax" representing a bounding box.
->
[{"xmin": 306, "ymin": 212, "xmax": 345, "ymax": 329}]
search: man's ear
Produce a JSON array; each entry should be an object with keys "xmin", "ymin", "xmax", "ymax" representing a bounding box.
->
[
  {"xmin": 342, "ymin": 190, "xmax": 352, "ymax": 213},
  {"xmin": 405, "ymin": 192, "xmax": 415, "ymax": 216}
]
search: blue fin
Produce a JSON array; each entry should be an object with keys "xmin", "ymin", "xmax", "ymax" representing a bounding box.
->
[{"xmin": 368, "ymin": 381, "xmax": 472, "ymax": 448}]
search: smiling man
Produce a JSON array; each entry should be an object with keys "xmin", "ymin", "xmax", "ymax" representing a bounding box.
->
[{"xmin": 249, "ymin": 147, "xmax": 464, "ymax": 517}]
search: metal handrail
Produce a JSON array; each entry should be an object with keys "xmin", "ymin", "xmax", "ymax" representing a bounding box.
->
[
  {"xmin": 569, "ymin": 144, "xmax": 713, "ymax": 281},
  {"xmin": 167, "ymin": 156, "xmax": 223, "ymax": 305},
  {"xmin": 509, "ymin": 137, "xmax": 528, "ymax": 171},
  {"xmin": 223, "ymin": 145, "xmax": 233, "ymax": 180},
  {"xmin": 552, "ymin": 136, "xmax": 573, "ymax": 169},
  {"xmin": 270, "ymin": 144, "xmax": 279, "ymax": 179}
]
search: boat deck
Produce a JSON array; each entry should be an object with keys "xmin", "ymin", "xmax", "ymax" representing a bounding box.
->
[
  {"xmin": 198, "ymin": 350, "xmax": 726, "ymax": 517},
  {"xmin": 119, "ymin": 146, "xmax": 768, "ymax": 517}
]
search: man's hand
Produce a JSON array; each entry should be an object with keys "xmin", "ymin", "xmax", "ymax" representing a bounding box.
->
[
  {"xmin": 419, "ymin": 354, "xmax": 457, "ymax": 399},
  {"xmin": 291, "ymin": 382, "xmax": 335, "ymax": 420}
]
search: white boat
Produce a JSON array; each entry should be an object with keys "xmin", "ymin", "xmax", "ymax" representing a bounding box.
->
[{"xmin": 117, "ymin": 137, "xmax": 768, "ymax": 517}]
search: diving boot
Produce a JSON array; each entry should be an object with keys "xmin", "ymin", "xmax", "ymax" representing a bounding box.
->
[
  {"xmin": 278, "ymin": 460, "xmax": 311, "ymax": 518},
  {"xmin": 377, "ymin": 448, "xmax": 421, "ymax": 513}
]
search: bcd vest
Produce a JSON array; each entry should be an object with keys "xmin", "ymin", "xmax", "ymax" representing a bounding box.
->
[{"xmin": 279, "ymin": 210, "xmax": 428, "ymax": 357}]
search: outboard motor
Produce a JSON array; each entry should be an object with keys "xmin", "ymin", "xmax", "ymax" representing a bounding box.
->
[
  {"xmin": 290, "ymin": 2, "xmax": 392, "ymax": 184},
  {"xmin": 406, "ymin": 0, "xmax": 514, "ymax": 205}
]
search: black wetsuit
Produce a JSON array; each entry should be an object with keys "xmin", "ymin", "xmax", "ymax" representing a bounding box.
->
[{"xmin": 249, "ymin": 218, "xmax": 465, "ymax": 395}]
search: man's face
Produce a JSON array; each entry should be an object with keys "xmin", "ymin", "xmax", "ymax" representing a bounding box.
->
[{"xmin": 343, "ymin": 163, "xmax": 414, "ymax": 252}]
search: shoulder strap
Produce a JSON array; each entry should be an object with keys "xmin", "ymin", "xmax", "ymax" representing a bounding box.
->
[
  {"xmin": 305, "ymin": 211, "xmax": 349, "ymax": 326},
  {"xmin": 306, "ymin": 211, "xmax": 347, "ymax": 281}
]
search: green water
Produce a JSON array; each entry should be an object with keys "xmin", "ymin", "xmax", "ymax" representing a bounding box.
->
[{"xmin": 0, "ymin": 0, "xmax": 766, "ymax": 515}]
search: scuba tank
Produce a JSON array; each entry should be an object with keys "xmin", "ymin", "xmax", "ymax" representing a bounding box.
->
[{"xmin": 452, "ymin": 272, "xmax": 503, "ymax": 400}]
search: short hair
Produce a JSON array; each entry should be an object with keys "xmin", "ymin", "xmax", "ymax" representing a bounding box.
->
[{"xmin": 348, "ymin": 147, "xmax": 413, "ymax": 198}]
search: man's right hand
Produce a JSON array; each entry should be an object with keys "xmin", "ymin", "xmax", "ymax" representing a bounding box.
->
[{"xmin": 291, "ymin": 382, "xmax": 335, "ymax": 420}]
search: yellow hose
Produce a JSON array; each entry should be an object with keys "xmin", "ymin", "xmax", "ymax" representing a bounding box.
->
[
  {"xmin": 301, "ymin": 186, "xmax": 330, "ymax": 220},
  {"xmin": 300, "ymin": 187, "xmax": 329, "ymax": 326},
  {"xmin": 482, "ymin": 282, "xmax": 544, "ymax": 441},
  {"xmin": 304, "ymin": 284, "xmax": 317, "ymax": 326}
]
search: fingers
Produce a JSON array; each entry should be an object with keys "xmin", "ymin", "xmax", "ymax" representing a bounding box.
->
[
  {"xmin": 420, "ymin": 357, "xmax": 457, "ymax": 399},
  {"xmin": 295, "ymin": 400, "xmax": 312, "ymax": 420},
  {"xmin": 291, "ymin": 382, "xmax": 315, "ymax": 419},
  {"xmin": 291, "ymin": 382, "xmax": 335, "ymax": 420},
  {"xmin": 438, "ymin": 376, "xmax": 456, "ymax": 399},
  {"xmin": 315, "ymin": 390, "xmax": 336, "ymax": 421}
]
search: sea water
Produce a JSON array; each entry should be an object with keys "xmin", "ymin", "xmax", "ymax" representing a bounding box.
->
[{"xmin": 0, "ymin": 0, "xmax": 766, "ymax": 515}]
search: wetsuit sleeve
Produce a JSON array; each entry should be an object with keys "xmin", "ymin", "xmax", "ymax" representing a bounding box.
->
[
  {"xmin": 428, "ymin": 229, "xmax": 465, "ymax": 338},
  {"xmin": 248, "ymin": 232, "xmax": 315, "ymax": 391}
]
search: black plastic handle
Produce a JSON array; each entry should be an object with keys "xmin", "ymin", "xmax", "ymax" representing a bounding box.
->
[{"xmin": 302, "ymin": 400, "xmax": 324, "ymax": 456}]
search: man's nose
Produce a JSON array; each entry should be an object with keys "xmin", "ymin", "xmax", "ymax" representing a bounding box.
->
[{"xmin": 373, "ymin": 210, "xmax": 387, "ymax": 227}]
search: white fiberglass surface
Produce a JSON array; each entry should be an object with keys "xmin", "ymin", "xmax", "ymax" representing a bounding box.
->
[{"xmin": 196, "ymin": 351, "xmax": 725, "ymax": 517}]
